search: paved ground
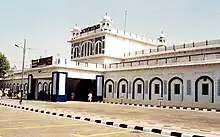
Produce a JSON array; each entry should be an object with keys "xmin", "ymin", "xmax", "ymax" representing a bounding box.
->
[
  {"xmin": 1, "ymin": 99, "xmax": 220, "ymax": 136},
  {"xmin": 0, "ymin": 105, "xmax": 164, "ymax": 137}
]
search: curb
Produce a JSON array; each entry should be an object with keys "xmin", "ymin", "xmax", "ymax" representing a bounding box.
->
[
  {"xmin": 0, "ymin": 102, "xmax": 207, "ymax": 137},
  {"xmin": 98, "ymin": 101, "xmax": 220, "ymax": 113}
]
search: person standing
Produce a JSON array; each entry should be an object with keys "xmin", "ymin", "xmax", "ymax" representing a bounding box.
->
[
  {"xmin": 71, "ymin": 92, "xmax": 75, "ymax": 101},
  {"xmin": 88, "ymin": 90, "xmax": 92, "ymax": 102}
]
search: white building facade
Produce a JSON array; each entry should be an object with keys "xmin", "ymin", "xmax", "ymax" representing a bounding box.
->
[{"xmin": 1, "ymin": 14, "xmax": 220, "ymax": 107}]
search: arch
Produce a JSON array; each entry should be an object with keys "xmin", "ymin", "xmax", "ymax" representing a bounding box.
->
[
  {"xmin": 16, "ymin": 83, "xmax": 19, "ymax": 92},
  {"xmin": 12, "ymin": 83, "xmax": 16, "ymax": 91},
  {"xmin": 132, "ymin": 78, "xmax": 145, "ymax": 99},
  {"xmin": 24, "ymin": 83, "xmax": 28, "ymax": 91},
  {"xmin": 94, "ymin": 40, "xmax": 102, "ymax": 54},
  {"xmin": 104, "ymin": 79, "xmax": 114, "ymax": 98},
  {"xmin": 149, "ymin": 77, "xmax": 163, "ymax": 100},
  {"xmin": 88, "ymin": 41, "xmax": 94, "ymax": 55},
  {"xmin": 37, "ymin": 82, "xmax": 42, "ymax": 92},
  {"xmin": 168, "ymin": 76, "xmax": 183, "ymax": 101},
  {"xmin": 81, "ymin": 41, "xmax": 93, "ymax": 56},
  {"xmin": 80, "ymin": 42, "xmax": 87, "ymax": 57},
  {"xmin": 48, "ymin": 82, "xmax": 52, "ymax": 95},
  {"xmin": 43, "ymin": 82, "xmax": 48, "ymax": 92},
  {"xmin": 73, "ymin": 46, "xmax": 80, "ymax": 58},
  {"xmin": 195, "ymin": 75, "xmax": 214, "ymax": 103},
  {"xmin": 117, "ymin": 78, "xmax": 129, "ymax": 99}
]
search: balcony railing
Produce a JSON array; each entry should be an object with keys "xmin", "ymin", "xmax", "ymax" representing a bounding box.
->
[
  {"xmin": 70, "ymin": 28, "xmax": 155, "ymax": 44},
  {"xmin": 124, "ymin": 39, "xmax": 220, "ymax": 58},
  {"xmin": 107, "ymin": 52, "xmax": 220, "ymax": 70}
]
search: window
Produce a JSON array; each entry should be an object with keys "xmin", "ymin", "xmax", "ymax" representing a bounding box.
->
[
  {"xmin": 202, "ymin": 84, "xmax": 209, "ymax": 95},
  {"xmin": 122, "ymin": 84, "xmax": 126, "ymax": 93},
  {"xmin": 137, "ymin": 84, "xmax": 142, "ymax": 93},
  {"xmin": 71, "ymin": 48, "xmax": 73, "ymax": 55},
  {"xmin": 174, "ymin": 84, "xmax": 180, "ymax": 94},
  {"xmin": 108, "ymin": 85, "xmax": 112, "ymax": 93},
  {"xmin": 155, "ymin": 84, "xmax": 160, "ymax": 94}
]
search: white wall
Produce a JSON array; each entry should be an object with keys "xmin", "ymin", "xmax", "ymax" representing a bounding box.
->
[
  {"xmin": 104, "ymin": 64, "xmax": 220, "ymax": 103},
  {"xmin": 105, "ymin": 34, "xmax": 155, "ymax": 58}
]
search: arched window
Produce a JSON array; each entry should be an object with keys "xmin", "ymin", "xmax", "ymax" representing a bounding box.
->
[{"xmin": 73, "ymin": 46, "xmax": 80, "ymax": 58}]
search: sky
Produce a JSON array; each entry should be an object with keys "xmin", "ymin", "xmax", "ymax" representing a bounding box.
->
[{"xmin": 0, "ymin": 0, "xmax": 220, "ymax": 69}]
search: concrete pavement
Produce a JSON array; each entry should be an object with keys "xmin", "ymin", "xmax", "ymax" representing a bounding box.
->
[
  {"xmin": 0, "ymin": 106, "xmax": 164, "ymax": 137},
  {"xmin": 1, "ymin": 99, "xmax": 220, "ymax": 136}
]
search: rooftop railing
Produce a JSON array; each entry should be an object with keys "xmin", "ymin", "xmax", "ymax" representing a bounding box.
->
[
  {"xmin": 107, "ymin": 52, "xmax": 220, "ymax": 70},
  {"xmin": 70, "ymin": 28, "xmax": 155, "ymax": 44},
  {"xmin": 124, "ymin": 39, "xmax": 220, "ymax": 58},
  {"xmin": 54, "ymin": 58, "xmax": 105, "ymax": 70}
]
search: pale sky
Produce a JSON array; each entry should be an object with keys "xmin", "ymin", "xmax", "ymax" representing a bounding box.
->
[{"xmin": 0, "ymin": 0, "xmax": 220, "ymax": 69}]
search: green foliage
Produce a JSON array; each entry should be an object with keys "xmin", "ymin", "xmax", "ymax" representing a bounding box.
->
[{"xmin": 0, "ymin": 52, "xmax": 10, "ymax": 78}]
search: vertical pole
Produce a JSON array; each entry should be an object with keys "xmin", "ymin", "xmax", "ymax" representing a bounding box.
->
[
  {"xmin": 20, "ymin": 39, "xmax": 26, "ymax": 104},
  {"xmin": 124, "ymin": 10, "xmax": 127, "ymax": 34}
]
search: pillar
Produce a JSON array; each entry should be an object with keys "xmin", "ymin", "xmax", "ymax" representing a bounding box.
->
[
  {"xmin": 96, "ymin": 75, "xmax": 104, "ymax": 101},
  {"xmin": 51, "ymin": 72, "xmax": 68, "ymax": 102},
  {"xmin": 27, "ymin": 74, "xmax": 35, "ymax": 100}
]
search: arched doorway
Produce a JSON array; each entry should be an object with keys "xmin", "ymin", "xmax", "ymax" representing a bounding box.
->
[
  {"xmin": 132, "ymin": 78, "xmax": 144, "ymax": 100},
  {"xmin": 168, "ymin": 77, "xmax": 183, "ymax": 101},
  {"xmin": 104, "ymin": 79, "xmax": 114, "ymax": 98},
  {"xmin": 149, "ymin": 77, "xmax": 163, "ymax": 100},
  {"xmin": 42, "ymin": 82, "xmax": 49, "ymax": 101},
  {"xmin": 195, "ymin": 75, "xmax": 214, "ymax": 103},
  {"xmin": 117, "ymin": 78, "xmax": 128, "ymax": 99},
  {"xmin": 48, "ymin": 82, "xmax": 52, "ymax": 99},
  {"xmin": 75, "ymin": 79, "xmax": 96, "ymax": 101}
]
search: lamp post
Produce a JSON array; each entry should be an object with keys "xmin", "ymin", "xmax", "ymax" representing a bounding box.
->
[{"xmin": 15, "ymin": 39, "xmax": 27, "ymax": 105}]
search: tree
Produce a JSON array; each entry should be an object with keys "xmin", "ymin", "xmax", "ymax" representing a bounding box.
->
[{"xmin": 0, "ymin": 52, "xmax": 10, "ymax": 78}]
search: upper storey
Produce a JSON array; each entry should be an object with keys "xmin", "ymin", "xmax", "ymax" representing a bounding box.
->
[
  {"xmin": 68, "ymin": 14, "xmax": 157, "ymax": 46},
  {"xmin": 68, "ymin": 14, "xmax": 160, "ymax": 64}
]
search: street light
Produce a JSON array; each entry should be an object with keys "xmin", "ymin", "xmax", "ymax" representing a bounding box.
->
[{"xmin": 15, "ymin": 39, "xmax": 29, "ymax": 105}]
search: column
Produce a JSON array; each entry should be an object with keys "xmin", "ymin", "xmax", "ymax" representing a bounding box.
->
[
  {"xmin": 96, "ymin": 75, "xmax": 104, "ymax": 101},
  {"xmin": 27, "ymin": 74, "xmax": 35, "ymax": 100},
  {"xmin": 51, "ymin": 72, "xmax": 68, "ymax": 102}
]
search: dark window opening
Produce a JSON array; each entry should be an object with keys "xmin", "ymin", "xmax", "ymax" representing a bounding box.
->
[
  {"xmin": 108, "ymin": 85, "xmax": 112, "ymax": 93},
  {"xmin": 137, "ymin": 84, "xmax": 142, "ymax": 93},
  {"xmin": 122, "ymin": 84, "xmax": 126, "ymax": 93},
  {"xmin": 98, "ymin": 43, "xmax": 102, "ymax": 54},
  {"xmin": 202, "ymin": 83, "xmax": 209, "ymax": 95},
  {"xmin": 174, "ymin": 84, "xmax": 180, "ymax": 94},
  {"xmin": 71, "ymin": 48, "xmax": 73, "ymax": 55},
  {"xmin": 95, "ymin": 45, "xmax": 99, "ymax": 54},
  {"xmin": 155, "ymin": 84, "xmax": 160, "ymax": 94}
]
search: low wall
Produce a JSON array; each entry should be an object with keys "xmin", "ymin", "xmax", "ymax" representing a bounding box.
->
[{"xmin": 103, "ymin": 98, "xmax": 220, "ymax": 109}]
